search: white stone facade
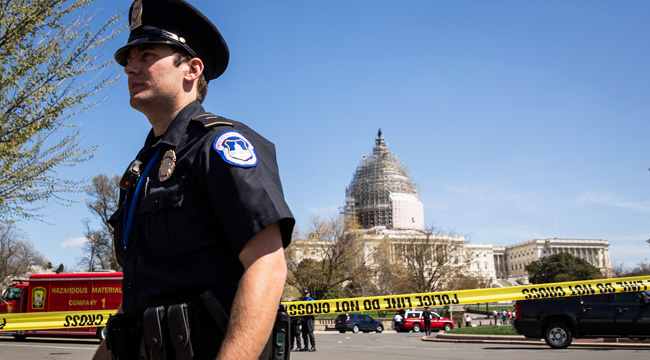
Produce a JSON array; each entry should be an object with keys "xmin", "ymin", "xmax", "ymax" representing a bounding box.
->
[
  {"xmin": 289, "ymin": 231, "xmax": 612, "ymax": 286},
  {"xmin": 465, "ymin": 243, "xmax": 497, "ymax": 281},
  {"xmin": 494, "ymin": 238, "xmax": 612, "ymax": 282}
]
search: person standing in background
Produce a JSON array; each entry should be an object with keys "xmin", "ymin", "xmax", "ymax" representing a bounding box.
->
[
  {"xmin": 300, "ymin": 290, "xmax": 316, "ymax": 352},
  {"xmin": 290, "ymin": 313, "xmax": 302, "ymax": 351},
  {"xmin": 422, "ymin": 307, "xmax": 432, "ymax": 335}
]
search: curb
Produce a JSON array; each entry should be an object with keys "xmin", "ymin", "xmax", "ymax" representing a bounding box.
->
[{"xmin": 423, "ymin": 333, "xmax": 650, "ymax": 348}]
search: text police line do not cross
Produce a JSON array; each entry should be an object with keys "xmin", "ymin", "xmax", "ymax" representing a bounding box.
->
[
  {"xmin": 283, "ymin": 276, "xmax": 650, "ymax": 317},
  {"xmin": 0, "ymin": 276, "xmax": 648, "ymax": 330}
]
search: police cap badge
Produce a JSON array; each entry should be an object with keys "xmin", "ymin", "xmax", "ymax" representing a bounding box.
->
[{"xmin": 114, "ymin": 0, "xmax": 229, "ymax": 81}]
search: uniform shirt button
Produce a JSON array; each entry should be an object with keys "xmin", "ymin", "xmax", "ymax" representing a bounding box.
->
[{"xmin": 126, "ymin": 282, "xmax": 134, "ymax": 289}]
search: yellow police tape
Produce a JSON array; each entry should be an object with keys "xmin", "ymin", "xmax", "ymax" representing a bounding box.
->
[
  {"xmin": 0, "ymin": 309, "xmax": 115, "ymax": 331},
  {"xmin": 0, "ymin": 275, "xmax": 648, "ymax": 331},
  {"xmin": 283, "ymin": 275, "xmax": 650, "ymax": 317}
]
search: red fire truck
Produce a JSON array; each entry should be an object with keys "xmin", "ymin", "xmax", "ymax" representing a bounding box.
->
[{"xmin": 0, "ymin": 272, "xmax": 122, "ymax": 341}]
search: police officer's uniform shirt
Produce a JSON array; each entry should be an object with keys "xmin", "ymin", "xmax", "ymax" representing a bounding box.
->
[{"xmin": 112, "ymin": 101, "xmax": 294, "ymax": 319}]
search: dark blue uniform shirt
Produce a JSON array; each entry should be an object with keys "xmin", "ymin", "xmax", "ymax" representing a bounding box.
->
[{"xmin": 111, "ymin": 101, "xmax": 294, "ymax": 320}]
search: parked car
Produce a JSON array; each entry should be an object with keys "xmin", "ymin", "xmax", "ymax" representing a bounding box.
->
[
  {"xmin": 396, "ymin": 310, "xmax": 454, "ymax": 332},
  {"xmin": 513, "ymin": 290, "xmax": 650, "ymax": 349},
  {"xmin": 335, "ymin": 313, "xmax": 384, "ymax": 334}
]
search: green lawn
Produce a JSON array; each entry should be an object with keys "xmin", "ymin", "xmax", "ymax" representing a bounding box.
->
[{"xmin": 445, "ymin": 325, "xmax": 519, "ymax": 336}]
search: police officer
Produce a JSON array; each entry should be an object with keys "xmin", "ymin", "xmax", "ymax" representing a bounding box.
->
[
  {"xmin": 92, "ymin": 0, "xmax": 294, "ymax": 359},
  {"xmin": 299, "ymin": 290, "xmax": 316, "ymax": 352},
  {"xmin": 289, "ymin": 313, "xmax": 302, "ymax": 351},
  {"xmin": 422, "ymin": 306, "xmax": 432, "ymax": 336}
]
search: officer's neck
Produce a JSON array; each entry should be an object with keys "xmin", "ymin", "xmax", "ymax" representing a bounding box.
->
[{"xmin": 143, "ymin": 98, "xmax": 193, "ymax": 137}]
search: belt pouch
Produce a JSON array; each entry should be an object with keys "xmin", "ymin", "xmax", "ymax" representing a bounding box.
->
[
  {"xmin": 143, "ymin": 306, "xmax": 168, "ymax": 360},
  {"xmin": 105, "ymin": 314, "xmax": 141, "ymax": 360},
  {"xmin": 167, "ymin": 304, "xmax": 195, "ymax": 360},
  {"xmin": 259, "ymin": 305, "xmax": 291, "ymax": 360},
  {"xmin": 272, "ymin": 310, "xmax": 290, "ymax": 360}
]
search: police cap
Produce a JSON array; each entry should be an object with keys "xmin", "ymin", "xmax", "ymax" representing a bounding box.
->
[{"xmin": 114, "ymin": 0, "xmax": 229, "ymax": 81}]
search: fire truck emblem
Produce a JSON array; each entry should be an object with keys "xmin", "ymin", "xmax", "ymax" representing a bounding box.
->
[{"xmin": 32, "ymin": 287, "xmax": 46, "ymax": 310}]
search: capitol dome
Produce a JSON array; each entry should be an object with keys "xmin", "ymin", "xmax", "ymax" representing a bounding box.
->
[{"xmin": 345, "ymin": 129, "xmax": 424, "ymax": 230}]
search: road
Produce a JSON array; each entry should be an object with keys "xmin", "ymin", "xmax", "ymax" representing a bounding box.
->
[
  {"xmin": 290, "ymin": 332, "xmax": 648, "ymax": 360},
  {"xmin": 1, "ymin": 332, "xmax": 648, "ymax": 359},
  {"xmin": 0, "ymin": 336, "xmax": 98, "ymax": 360}
]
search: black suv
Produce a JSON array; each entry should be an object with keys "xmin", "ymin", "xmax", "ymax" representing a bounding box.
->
[
  {"xmin": 514, "ymin": 290, "xmax": 650, "ymax": 348},
  {"xmin": 335, "ymin": 313, "xmax": 384, "ymax": 334}
]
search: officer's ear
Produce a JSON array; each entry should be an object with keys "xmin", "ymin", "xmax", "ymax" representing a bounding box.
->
[{"xmin": 185, "ymin": 57, "xmax": 204, "ymax": 82}]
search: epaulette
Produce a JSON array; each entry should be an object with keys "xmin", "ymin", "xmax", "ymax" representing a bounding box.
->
[{"xmin": 192, "ymin": 113, "xmax": 234, "ymax": 129}]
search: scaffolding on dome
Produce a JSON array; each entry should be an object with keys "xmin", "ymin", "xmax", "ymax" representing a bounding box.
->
[{"xmin": 344, "ymin": 129, "xmax": 424, "ymax": 230}]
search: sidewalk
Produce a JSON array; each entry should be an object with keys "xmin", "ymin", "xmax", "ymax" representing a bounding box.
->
[{"xmin": 423, "ymin": 332, "xmax": 650, "ymax": 348}]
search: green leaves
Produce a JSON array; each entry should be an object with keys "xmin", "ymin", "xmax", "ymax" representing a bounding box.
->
[
  {"xmin": 526, "ymin": 253, "xmax": 603, "ymax": 284},
  {"xmin": 0, "ymin": 0, "xmax": 122, "ymax": 220}
]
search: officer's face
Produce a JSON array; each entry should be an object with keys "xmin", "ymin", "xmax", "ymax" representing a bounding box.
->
[{"xmin": 124, "ymin": 44, "xmax": 186, "ymax": 112}]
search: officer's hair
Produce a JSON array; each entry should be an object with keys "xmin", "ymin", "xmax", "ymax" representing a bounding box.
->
[{"xmin": 172, "ymin": 49, "xmax": 208, "ymax": 103}]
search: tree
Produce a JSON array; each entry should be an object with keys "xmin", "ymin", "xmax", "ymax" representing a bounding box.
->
[
  {"xmin": 288, "ymin": 258, "xmax": 346, "ymax": 300},
  {"xmin": 285, "ymin": 215, "xmax": 377, "ymax": 300},
  {"xmin": 612, "ymin": 260, "xmax": 650, "ymax": 277},
  {"xmin": 383, "ymin": 229, "xmax": 481, "ymax": 293},
  {"xmin": 0, "ymin": 223, "xmax": 47, "ymax": 286},
  {"xmin": 526, "ymin": 253, "xmax": 603, "ymax": 284},
  {"xmin": 80, "ymin": 174, "xmax": 121, "ymax": 270},
  {"xmin": 285, "ymin": 220, "xmax": 487, "ymax": 299},
  {"xmin": 446, "ymin": 273, "xmax": 490, "ymax": 291},
  {"xmin": 372, "ymin": 238, "xmax": 412, "ymax": 295},
  {"xmin": 0, "ymin": 0, "xmax": 121, "ymax": 221},
  {"xmin": 86, "ymin": 174, "xmax": 120, "ymax": 233},
  {"xmin": 77, "ymin": 219, "xmax": 115, "ymax": 271}
]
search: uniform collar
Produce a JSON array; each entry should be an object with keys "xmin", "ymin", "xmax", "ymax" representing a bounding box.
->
[{"xmin": 142, "ymin": 100, "xmax": 206, "ymax": 152}]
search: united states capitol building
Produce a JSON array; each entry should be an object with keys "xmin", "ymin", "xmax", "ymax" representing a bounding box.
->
[{"xmin": 292, "ymin": 130, "xmax": 612, "ymax": 285}]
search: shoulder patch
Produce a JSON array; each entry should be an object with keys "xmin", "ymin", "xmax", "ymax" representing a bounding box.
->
[
  {"xmin": 193, "ymin": 113, "xmax": 234, "ymax": 128},
  {"xmin": 213, "ymin": 131, "xmax": 258, "ymax": 167}
]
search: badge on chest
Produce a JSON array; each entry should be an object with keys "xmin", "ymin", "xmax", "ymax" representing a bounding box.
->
[{"xmin": 158, "ymin": 149, "xmax": 177, "ymax": 181}]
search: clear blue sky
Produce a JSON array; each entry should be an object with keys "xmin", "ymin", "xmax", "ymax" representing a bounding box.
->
[{"xmin": 18, "ymin": 0, "xmax": 649, "ymax": 271}]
